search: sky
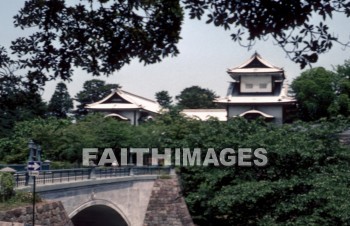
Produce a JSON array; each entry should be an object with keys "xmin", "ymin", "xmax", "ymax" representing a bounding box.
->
[{"xmin": 0, "ymin": 1, "xmax": 349, "ymax": 104}]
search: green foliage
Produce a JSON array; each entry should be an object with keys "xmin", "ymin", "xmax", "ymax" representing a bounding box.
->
[
  {"xmin": 0, "ymin": 191, "xmax": 42, "ymax": 211},
  {"xmin": 184, "ymin": 0, "xmax": 349, "ymax": 69},
  {"xmin": 0, "ymin": 172, "xmax": 15, "ymax": 202},
  {"xmin": 8, "ymin": 0, "xmax": 349, "ymax": 83},
  {"xmin": 1, "ymin": 110, "xmax": 350, "ymax": 225},
  {"xmin": 48, "ymin": 82, "xmax": 73, "ymax": 118},
  {"xmin": 292, "ymin": 62, "xmax": 350, "ymax": 120},
  {"xmin": 0, "ymin": 47, "xmax": 47, "ymax": 137},
  {"xmin": 159, "ymin": 174, "xmax": 172, "ymax": 179},
  {"xmin": 292, "ymin": 67, "xmax": 336, "ymax": 120},
  {"xmin": 176, "ymin": 117, "xmax": 350, "ymax": 225},
  {"xmin": 176, "ymin": 85, "xmax": 219, "ymax": 109},
  {"xmin": 0, "ymin": 114, "xmax": 133, "ymax": 163},
  {"xmin": 0, "ymin": 117, "xmax": 71, "ymax": 163},
  {"xmin": 155, "ymin": 90, "xmax": 173, "ymax": 108},
  {"xmin": 55, "ymin": 114, "xmax": 133, "ymax": 162},
  {"xmin": 11, "ymin": 0, "xmax": 183, "ymax": 80},
  {"xmin": 333, "ymin": 59, "xmax": 350, "ymax": 117},
  {"xmin": 49, "ymin": 161, "xmax": 79, "ymax": 169},
  {"xmin": 14, "ymin": 191, "xmax": 41, "ymax": 203}
]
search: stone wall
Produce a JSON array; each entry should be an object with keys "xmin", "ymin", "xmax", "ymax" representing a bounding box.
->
[
  {"xmin": 143, "ymin": 177, "xmax": 195, "ymax": 226},
  {"xmin": 0, "ymin": 201, "xmax": 73, "ymax": 226}
]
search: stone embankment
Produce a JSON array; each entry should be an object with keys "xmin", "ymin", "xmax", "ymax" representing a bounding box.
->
[
  {"xmin": 143, "ymin": 177, "xmax": 195, "ymax": 226},
  {"xmin": 0, "ymin": 201, "xmax": 73, "ymax": 226}
]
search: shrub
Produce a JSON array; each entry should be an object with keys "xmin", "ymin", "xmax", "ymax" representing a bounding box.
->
[{"xmin": 0, "ymin": 172, "xmax": 15, "ymax": 202}]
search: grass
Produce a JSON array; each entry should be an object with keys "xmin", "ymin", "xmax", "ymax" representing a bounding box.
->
[
  {"xmin": 0, "ymin": 200, "xmax": 32, "ymax": 211},
  {"xmin": 0, "ymin": 192, "xmax": 41, "ymax": 211},
  {"xmin": 159, "ymin": 174, "xmax": 172, "ymax": 179}
]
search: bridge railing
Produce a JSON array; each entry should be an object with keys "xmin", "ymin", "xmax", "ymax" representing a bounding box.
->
[
  {"xmin": 95, "ymin": 167, "xmax": 131, "ymax": 179},
  {"xmin": 14, "ymin": 166, "xmax": 171, "ymax": 187},
  {"xmin": 133, "ymin": 166, "xmax": 171, "ymax": 175}
]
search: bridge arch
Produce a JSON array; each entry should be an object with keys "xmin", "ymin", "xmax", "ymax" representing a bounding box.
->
[{"xmin": 69, "ymin": 199, "xmax": 131, "ymax": 226}]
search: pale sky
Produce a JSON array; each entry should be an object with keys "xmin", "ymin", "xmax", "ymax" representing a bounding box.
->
[{"xmin": 1, "ymin": 1, "xmax": 349, "ymax": 103}]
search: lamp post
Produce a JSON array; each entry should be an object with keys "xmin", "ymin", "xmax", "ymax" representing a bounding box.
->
[
  {"xmin": 37, "ymin": 145, "xmax": 41, "ymax": 162},
  {"xmin": 27, "ymin": 140, "xmax": 35, "ymax": 186},
  {"xmin": 28, "ymin": 140, "xmax": 35, "ymax": 161},
  {"xmin": 28, "ymin": 139, "xmax": 40, "ymax": 226}
]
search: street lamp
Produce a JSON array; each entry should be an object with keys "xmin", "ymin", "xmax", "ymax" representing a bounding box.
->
[
  {"xmin": 37, "ymin": 145, "xmax": 41, "ymax": 162},
  {"xmin": 28, "ymin": 140, "xmax": 35, "ymax": 161},
  {"xmin": 27, "ymin": 139, "xmax": 39, "ymax": 226}
]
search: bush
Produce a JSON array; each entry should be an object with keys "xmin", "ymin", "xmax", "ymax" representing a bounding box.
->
[
  {"xmin": 0, "ymin": 172, "xmax": 15, "ymax": 202},
  {"xmin": 13, "ymin": 191, "xmax": 42, "ymax": 203},
  {"xmin": 50, "ymin": 161, "xmax": 79, "ymax": 169}
]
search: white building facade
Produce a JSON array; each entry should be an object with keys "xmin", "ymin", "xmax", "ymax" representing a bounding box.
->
[
  {"xmin": 215, "ymin": 53, "xmax": 296, "ymax": 124},
  {"xmin": 85, "ymin": 89, "xmax": 162, "ymax": 125},
  {"xmin": 86, "ymin": 53, "xmax": 295, "ymax": 124}
]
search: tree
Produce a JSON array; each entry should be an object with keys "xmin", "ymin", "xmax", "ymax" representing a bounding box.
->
[
  {"xmin": 9, "ymin": 0, "xmax": 350, "ymax": 84},
  {"xmin": 148, "ymin": 115, "xmax": 350, "ymax": 225},
  {"xmin": 155, "ymin": 90, "xmax": 173, "ymax": 108},
  {"xmin": 0, "ymin": 46, "xmax": 47, "ymax": 137},
  {"xmin": 0, "ymin": 172, "xmax": 15, "ymax": 201},
  {"xmin": 292, "ymin": 60, "xmax": 350, "ymax": 121},
  {"xmin": 2, "ymin": 105, "xmax": 350, "ymax": 225},
  {"xmin": 75, "ymin": 79, "xmax": 119, "ymax": 116},
  {"xmin": 11, "ymin": 0, "xmax": 183, "ymax": 82},
  {"xmin": 0, "ymin": 114, "xmax": 132, "ymax": 164},
  {"xmin": 48, "ymin": 82, "xmax": 73, "ymax": 118},
  {"xmin": 184, "ymin": 0, "xmax": 350, "ymax": 69},
  {"xmin": 176, "ymin": 86, "xmax": 219, "ymax": 109},
  {"xmin": 291, "ymin": 67, "xmax": 336, "ymax": 121},
  {"xmin": 330, "ymin": 59, "xmax": 350, "ymax": 116}
]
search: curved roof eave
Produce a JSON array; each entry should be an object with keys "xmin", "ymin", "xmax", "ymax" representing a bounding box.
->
[{"xmin": 239, "ymin": 109, "xmax": 275, "ymax": 118}]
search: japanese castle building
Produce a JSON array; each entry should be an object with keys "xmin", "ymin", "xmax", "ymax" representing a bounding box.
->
[
  {"xmin": 85, "ymin": 89, "xmax": 162, "ymax": 125},
  {"xmin": 215, "ymin": 52, "xmax": 296, "ymax": 124},
  {"xmin": 86, "ymin": 53, "xmax": 295, "ymax": 124}
]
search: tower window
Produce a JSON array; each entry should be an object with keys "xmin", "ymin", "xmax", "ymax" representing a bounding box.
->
[
  {"xmin": 259, "ymin": 83, "xmax": 267, "ymax": 89},
  {"xmin": 245, "ymin": 84, "xmax": 253, "ymax": 89}
]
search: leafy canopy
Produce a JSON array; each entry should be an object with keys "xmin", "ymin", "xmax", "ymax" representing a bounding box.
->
[
  {"xmin": 292, "ymin": 60, "xmax": 350, "ymax": 120},
  {"xmin": 4, "ymin": 113, "xmax": 350, "ymax": 225},
  {"xmin": 0, "ymin": 47, "xmax": 47, "ymax": 137},
  {"xmin": 1, "ymin": 111, "xmax": 350, "ymax": 225},
  {"xmin": 176, "ymin": 85, "xmax": 219, "ymax": 109},
  {"xmin": 292, "ymin": 67, "xmax": 336, "ymax": 120},
  {"xmin": 48, "ymin": 82, "xmax": 73, "ymax": 118},
  {"xmin": 9, "ymin": 0, "xmax": 350, "ymax": 83},
  {"xmin": 155, "ymin": 90, "xmax": 173, "ymax": 108},
  {"xmin": 12, "ymin": 0, "xmax": 183, "ymax": 82}
]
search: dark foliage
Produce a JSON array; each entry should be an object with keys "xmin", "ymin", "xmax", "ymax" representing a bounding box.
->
[
  {"xmin": 176, "ymin": 85, "xmax": 219, "ymax": 109},
  {"xmin": 0, "ymin": 47, "xmax": 47, "ymax": 137},
  {"xmin": 48, "ymin": 82, "xmax": 73, "ymax": 118},
  {"xmin": 155, "ymin": 90, "xmax": 173, "ymax": 108},
  {"xmin": 11, "ymin": 0, "xmax": 183, "ymax": 81},
  {"xmin": 9, "ymin": 0, "xmax": 350, "ymax": 84}
]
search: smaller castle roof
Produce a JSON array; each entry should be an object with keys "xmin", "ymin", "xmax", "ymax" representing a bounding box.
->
[
  {"xmin": 86, "ymin": 89, "xmax": 161, "ymax": 114},
  {"xmin": 227, "ymin": 52, "xmax": 284, "ymax": 75},
  {"xmin": 239, "ymin": 109, "xmax": 274, "ymax": 118}
]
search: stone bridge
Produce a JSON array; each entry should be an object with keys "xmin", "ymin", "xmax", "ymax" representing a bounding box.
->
[{"xmin": 16, "ymin": 169, "xmax": 194, "ymax": 226}]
